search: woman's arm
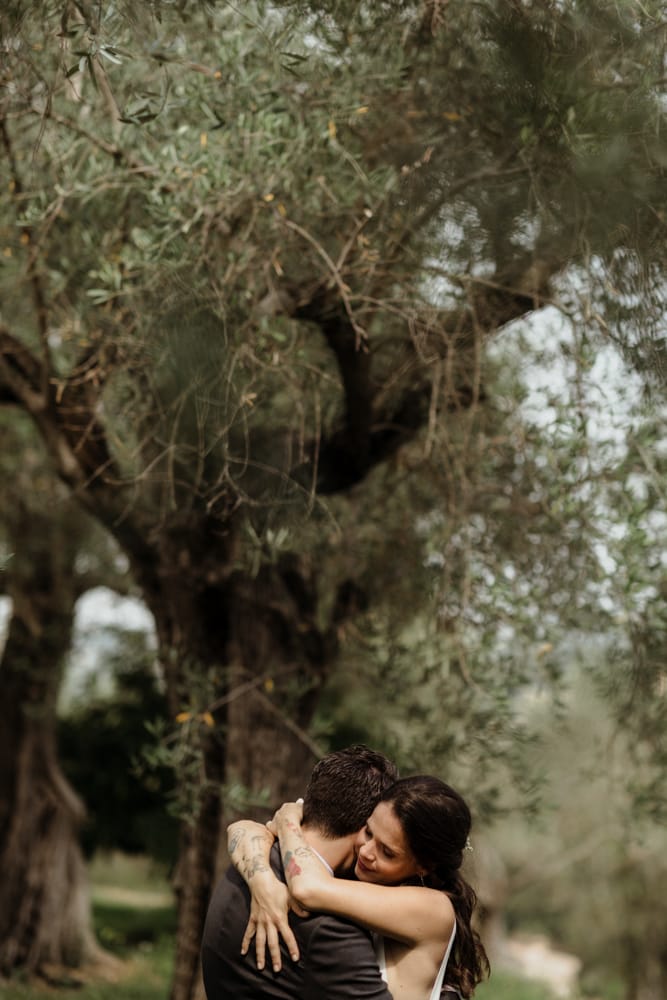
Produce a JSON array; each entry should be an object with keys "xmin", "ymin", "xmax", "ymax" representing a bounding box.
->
[
  {"xmin": 226, "ymin": 820, "xmax": 300, "ymax": 970},
  {"xmin": 266, "ymin": 802, "xmax": 336, "ymax": 897},
  {"xmin": 270, "ymin": 805, "xmax": 454, "ymax": 948}
]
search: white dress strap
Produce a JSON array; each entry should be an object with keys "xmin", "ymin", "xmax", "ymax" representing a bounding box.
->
[
  {"xmin": 429, "ymin": 923, "xmax": 456, "ymax": 1000},
  {"xmin": 373, "ymin": 933, "xmax": 388, "ymax": 983}
]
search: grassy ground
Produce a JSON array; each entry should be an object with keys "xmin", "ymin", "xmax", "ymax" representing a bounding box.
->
[
  {"xmin": 476, "ymin": 970, "xmax": 558, "ymax": 1000},
  {"xmin": 1, "ymin": 900, "xmax": 176, "ymax": 1000}
]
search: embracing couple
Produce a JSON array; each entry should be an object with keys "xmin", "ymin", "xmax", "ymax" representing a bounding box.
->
[{"xmin": 201, "ymin": 745, "xmax": 489, "ymax": 1000}]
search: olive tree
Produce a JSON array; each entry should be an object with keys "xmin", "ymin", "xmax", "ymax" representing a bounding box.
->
[{"xmin": 1, "ymin": 2, "xmax": 665, "ymax": 996}]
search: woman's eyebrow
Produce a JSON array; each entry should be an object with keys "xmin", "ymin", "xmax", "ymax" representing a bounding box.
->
[{"xmin": 368, "ymin": 821, "xmax": 403, "ymax": 856}]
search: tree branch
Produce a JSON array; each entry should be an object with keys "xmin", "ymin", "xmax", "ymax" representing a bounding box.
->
[
  {"xmin": 294, "ymin": 292, "xmax": 374, "ymax": 489},
  {"xmin": 0, "ymin": 327, "xmax": 154, "ymax": 566},
  {"xmin": 0, "ymin": 329, "xmax": 116, "ymax": 486},
  {"xmin": 0, "ymin": 116, "xmax": 54, "ymax": 392},
  {"xmin": 292, "ymin": 255, "xmax": 556, "ymax": 494}
]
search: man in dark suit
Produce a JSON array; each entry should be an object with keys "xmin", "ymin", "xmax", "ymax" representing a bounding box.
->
[{"xmin": 201, "ymin": 745, "xmax": 399, "ymax": 1000}]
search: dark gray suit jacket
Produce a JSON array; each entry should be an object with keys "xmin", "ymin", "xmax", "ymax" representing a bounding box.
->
[{"xmin": 201, "ymin": 843, "xmax": 394, "ymax": 1000}]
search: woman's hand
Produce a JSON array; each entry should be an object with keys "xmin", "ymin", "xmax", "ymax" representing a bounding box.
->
[
  {"xmin": 241, "ymin": 871, "xmax": 300, "ymax": 972},
  {"xmin": 266, "ymin": 799, "xmax": 304, "ymax": 837},
  {"xmin": 266, "ymin": 799, "xmax": 333, "ymax": 913}
]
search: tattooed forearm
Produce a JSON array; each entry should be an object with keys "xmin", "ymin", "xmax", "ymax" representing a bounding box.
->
[
  {"xmin": 228, "ymin": 820, "xmax": 275, "ymax": 886},
  {"xmin": 277, "ymin": 815, "xmax": 328, "ymax": 892}
]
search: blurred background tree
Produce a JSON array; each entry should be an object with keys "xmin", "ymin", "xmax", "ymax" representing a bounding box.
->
[
  {"xmin": 0, "ymin": 410, "xmax": 131, "ymax": 975},
  {"xmin": 0, "ymin": 2, "xmax": 665, "ymax": 998},
  {"xmin": 490, "ymin": 654, "xmax": 667, "ymax": 1000}
]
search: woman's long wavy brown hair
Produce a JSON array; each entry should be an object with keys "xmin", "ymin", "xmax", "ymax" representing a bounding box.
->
[{"xmin": 380, "ymin": 775, "xmax": 490, "ymax": 997}]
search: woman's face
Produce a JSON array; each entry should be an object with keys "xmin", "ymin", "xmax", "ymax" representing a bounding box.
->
[{"xmin": 354, "ymin": 801, "xmax": 424, "ymax": 885}]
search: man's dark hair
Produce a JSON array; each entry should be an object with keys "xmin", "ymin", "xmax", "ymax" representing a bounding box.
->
[{"xmin": 302, "ymin": 745, "xmax": 398, "ymax": 838}]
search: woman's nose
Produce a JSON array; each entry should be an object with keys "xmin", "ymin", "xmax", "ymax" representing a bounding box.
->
[{"xmin": 359, "ymin": 842, "xmax": 374, "ymax": 862}]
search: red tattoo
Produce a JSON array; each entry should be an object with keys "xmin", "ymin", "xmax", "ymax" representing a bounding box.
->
[{"xmin": 285, "ymin": 852, "xmax": 302, "ymax": 878}]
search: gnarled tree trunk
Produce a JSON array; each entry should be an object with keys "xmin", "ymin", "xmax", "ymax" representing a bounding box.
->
[
  {"xmin": 0, "ymin": 505, "xmax": 100, "ymax": 978},
  {"xmin": 133, "ymin": 519, "xmax": 341, "ymax": 1000}
]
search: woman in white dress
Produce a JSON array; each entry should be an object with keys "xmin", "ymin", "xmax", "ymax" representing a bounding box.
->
[{"xmin": 229, "ymin": 775, "xmax": 489, "ymax": 1000}]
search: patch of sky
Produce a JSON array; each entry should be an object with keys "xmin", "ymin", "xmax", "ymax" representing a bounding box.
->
[
  {"xmin": 415, "ymin": 508, "xmax": 446, "ymax": 536},
  {"xmin": 494, "ymin": 622, "xmax": 517, "ymax": 648},
  {"xmin": 643, "ymin": 511, "xmax": 667, "ymax": 558},
  {"xmin": 422, "ymin": 206, "xmax": 488, "ymax": 307},
  {"xmin": 490, "ymin": 298, "xmax": 645, "ymax": 462},
  {"xmin": 592, "ymin": 541, "xmax": 618, "ymax": 576},
  {"xmin": 58, "ymin": 587, "xmax": 156, "ymax": 711},
  {"xmin": 75, "ymin": 586, "xmax": 154, "ymax": 633}
]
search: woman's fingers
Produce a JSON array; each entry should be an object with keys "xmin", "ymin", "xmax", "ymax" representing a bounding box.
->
[
  {"xmin": 241, "ymin": 860, "xmax": 301, "ymax": 971},
  {"xmin": 254, "ymin": 922, "xmax": 267, "ymax": 971},
  {"xmin": 241, "ymin": 911, "xmax": 300, "ymax": 970},
  {"xmin": 266, "ymin": 923, "xmax": 282, "ymax": 972},
  {"xmin": 240, "ymin": 916, "xmax": 256, "ymax": 956},
  {"xmin": 271, "ymin": 800, "xmax": 305, "ymax": 829},
  {"xmin": 260, "ymin": 912, "xmax": 300, "ymax": 969}
]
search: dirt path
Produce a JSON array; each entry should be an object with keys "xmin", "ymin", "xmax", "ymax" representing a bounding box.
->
[{"xmin": 92, "ymin": 885, "xmax": 174, "ymax": 908}]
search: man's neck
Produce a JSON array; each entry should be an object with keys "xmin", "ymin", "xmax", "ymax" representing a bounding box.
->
[{"xmin": 302, "ymin": 827, "xmax": 355, "ymax": 875}]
